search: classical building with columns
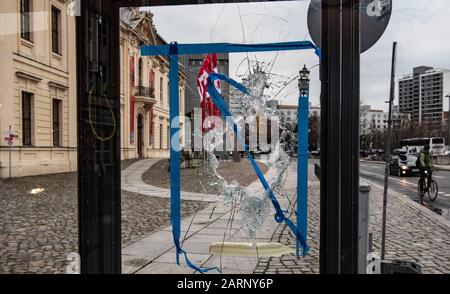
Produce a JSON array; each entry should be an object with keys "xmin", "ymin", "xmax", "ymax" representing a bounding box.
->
[{"xmin": 0, "ymin": 2, "xmax": 185, "ymax": 178}]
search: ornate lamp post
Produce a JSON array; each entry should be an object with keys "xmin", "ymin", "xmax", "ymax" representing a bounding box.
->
[
  {"xmin": 299, "ymin": 65, "xmax": 311, "ymax": 97},
  {"xmin": 296, "ymin": 65, "xmax": 310, "ymax": 256}
]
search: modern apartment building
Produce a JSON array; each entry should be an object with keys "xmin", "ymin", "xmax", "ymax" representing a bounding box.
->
[{"xmin": 398, "ymin": 66, "xmax": 450, "ymax": 126}]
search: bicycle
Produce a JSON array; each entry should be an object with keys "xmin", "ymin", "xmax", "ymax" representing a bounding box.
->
[{"xmin": 417, "ymin": 167, "xmax": 438, "ymax": 202}]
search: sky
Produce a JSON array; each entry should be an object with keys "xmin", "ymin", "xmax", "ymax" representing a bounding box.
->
[{"xmin": 143, "ymin": 0, "xmax": 450, "ymax": 111}]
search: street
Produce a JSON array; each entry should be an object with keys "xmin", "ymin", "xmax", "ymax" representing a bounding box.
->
[{"xmin": 360, "ymin": 161, "xmax": 450, "ymax": 220}]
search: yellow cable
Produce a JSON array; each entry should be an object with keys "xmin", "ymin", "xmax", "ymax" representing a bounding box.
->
[{"xmin": 88, "ymin": 85, "xmax": 117, "ymax": 142}]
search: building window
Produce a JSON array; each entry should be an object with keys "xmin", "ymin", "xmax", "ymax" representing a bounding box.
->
[
  {"xmin": 20, "ymin": 0, "xmax": 32, "ymax": 41},
  {"xmin": 53, "ymin": 99, "xmax": 61, "ymax": 147},
  {"xmin": 149, "ymin": 69, "xmax": 155, "ymax": 89},
  {"xmin": 51, "ymin": 7, "xmax": 61, "ymax": 54},
  {"xmin": 160, "ymin": 77, "xmax": 164, "ymax": 103},
  {"xmin": 159, "ymin": 124, "xmax": 163, "ymax": 150},
  {"xmin": 167, "ymin": 81, "xmax": 170, "ymax": 104},
  {"xmin": 167, "ymin": 126, "xmax": 170, "ymax": 149},
  {"xmin": 138, "ymin": 58, "xmax": 143, "ymax": 87},
  {"xmin": 151, "ymin": 121, "xmax": 155, "ymax": 147},
  {"xmin": 22, "ymin": 92, "xmax": 33, "ymax": 146}
]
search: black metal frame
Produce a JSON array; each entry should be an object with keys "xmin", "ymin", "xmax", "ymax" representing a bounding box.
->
[
  {"xmin": 77, "ymin": 0, "xmax": 121, "ymax": 274},
  {"xmin": 76, "ymin": 0, "xmax": 360, "ymax": 274},
  {"xmin": 320, "ymin": 0, "xmax": 360, "ymax": 273}
]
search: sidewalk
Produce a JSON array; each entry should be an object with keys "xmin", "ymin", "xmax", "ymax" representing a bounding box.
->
[
  {"xmin": 122, "ymin": 159, "xmax": 218, "ymax": 202},
  {"xmin": 121, "ymin": 158, "xmax": 286, "ymax": 274}
]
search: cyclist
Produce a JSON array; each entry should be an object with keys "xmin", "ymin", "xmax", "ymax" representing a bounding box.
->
[{"xmin": 416, "ymin": 144, "xmax": 432, "ymax": 193}]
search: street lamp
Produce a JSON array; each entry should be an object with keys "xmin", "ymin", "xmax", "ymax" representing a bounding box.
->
[
  {"xmin": 296, "ymin": 64, "xmax": 311, "ymax": 257},
  {"xmin": 298, "ymin": 65, "xmax": 311, "ymax": 97}
]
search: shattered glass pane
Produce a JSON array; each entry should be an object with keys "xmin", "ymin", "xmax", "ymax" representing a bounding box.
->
[{"xmin": 201, "ymin": 64, "xmax": 295, "ymax": 241}]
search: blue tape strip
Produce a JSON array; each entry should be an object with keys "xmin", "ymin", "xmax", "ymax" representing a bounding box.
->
[
  {"xmin": 169, "ymin": 43, "xmax": 220, "ymax": 274},
  {"xmin": 296, "ymin": 94, "xmax": 309, "ymax": 256},
  {"xmin": 207, "ymin": 73, "xmax": 309, "ymax": 256},
  {"xmin": 141, "ymin": 41, "xmax": 321, "ymax": 58}
]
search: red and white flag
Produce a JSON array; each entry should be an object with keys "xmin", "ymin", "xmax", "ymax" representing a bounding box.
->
[{"xmin": 197, "ymin": 53, "xmax": 222, "ymax": 132}]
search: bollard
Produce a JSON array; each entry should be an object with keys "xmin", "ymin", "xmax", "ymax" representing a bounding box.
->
[{"xmin": 358, "ymin": 185, "xmax": 371, "ymax": 274}]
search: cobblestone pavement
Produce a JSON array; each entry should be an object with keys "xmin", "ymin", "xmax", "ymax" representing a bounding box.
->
[
  {"xmin": 142, "ymin": 159, "xmax": 269, "ymax": 194},
  {"xmin": 0, "ymin": 167, "xmax": 207, "ymax": 274},
  {"xmin": 121, "ymin": 191, "xmax": 208, "ymax": 247},
  {"xmin": 254, "ymin": 163, "xmax": 450, "ymax": 274}
]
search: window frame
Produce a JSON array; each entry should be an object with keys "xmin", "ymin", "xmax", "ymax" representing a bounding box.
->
[
  {"xmin": 51, "ymin": 6, "xmax": 62, "ymax": 55},
  {"xmin": 52, "ymin": 98, "xmax": 62, "ymax": 147},
  {"xmin": 22, "ymin": 91, "xmax": 33, "ymax": 147},
  {"xmin": 160, "ymin": 76, "xmax": 164, "ymax": 103},
  {"xmin": 159, "ymin": 123, "xmax": 163, "ymax": 150},
  {"xmin": 20, "ymin": 0, "xmax": 32, "ymax": 42}
]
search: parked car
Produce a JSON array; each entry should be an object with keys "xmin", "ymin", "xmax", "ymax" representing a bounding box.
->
[
  {"xmin": 368, "ymin": 150, "xmax": 385, "ymax": 161},
  {"xmin": 389, "ymin": 154, "xmax": 419, "ymax": 177},
  {"xmin": 360, "ymin": 150, "xmax": 369, "ymax": 159}
]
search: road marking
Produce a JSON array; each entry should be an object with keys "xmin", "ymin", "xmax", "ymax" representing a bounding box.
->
[{"xmin": 434, "ymin": 176, "xmax": 445, "ymax": 179}]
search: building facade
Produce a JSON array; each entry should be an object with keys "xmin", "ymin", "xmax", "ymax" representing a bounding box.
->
[
  {"xmin": 229, "ymin": 86, "xmax": 246, "ymax": 117},
  {"xmin": 399, "ymin": 66, "xmax": 450, "ymax": 126},
  {"xmin": 0, "ymin": 3, "xmax": 185, "ymax": 178},
  {"xmin": 360, "ymin": 105, "xmax": 388, "ymax": 135},
  {"xmin": 120, "ymin": 8, "xmax": 186, "ymax": 159},
  {"xmin": 0, "ymin": 0, "xmax": 77, "ymax": 178},
  {"xmin": 392, "ymin": 105, "xmax": 411, "ymax": 129},
  {"xmin": 309, "ymin": 104, "xmax": 320, "ymax": 118},
  {"xmin": 278, "ymin": 104, "xmax": 297, "ymax": 131}
]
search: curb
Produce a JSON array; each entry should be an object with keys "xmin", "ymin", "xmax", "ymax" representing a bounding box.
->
[{"xmin": 435, "ymin": 166, "xmax": 450, "ymax": 172}]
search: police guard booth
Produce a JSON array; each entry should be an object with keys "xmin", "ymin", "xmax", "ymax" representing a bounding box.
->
[{"xmin": 76, "ymin": 0, "xmax": 362, "ymax": 274}]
